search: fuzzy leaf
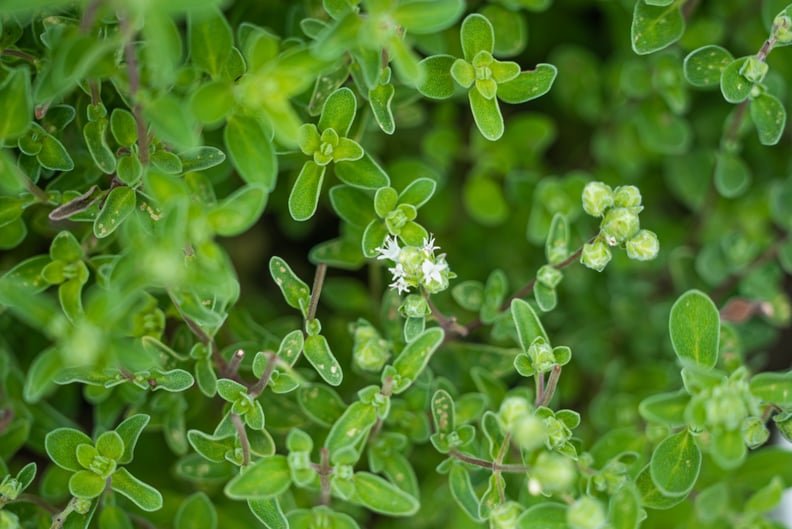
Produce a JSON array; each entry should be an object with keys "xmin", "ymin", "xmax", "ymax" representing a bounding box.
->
[
  {"xmin": 111, "ymin": 467, "xmax": 163, "ymax": 511},
  {"xmin": 649, "ymin": 429, "xmax": 701, "ymax": 497},
  {"xmin": 511, "ymin": 298, "xmax": 550, "ymax": 350},
  {"xmin": 498, "ymin": 64, "xmax": 558, "ymax": 104},
  {"xmin": 460, "ymin": 14, "xmax": 494, "ymax": 61},
  {"xmin": 449, "ymin": 463, "xmax": 482, "ymax": 521},
  {"xmin": 94, "ymin": 187, "xmax": 135, "ymax": 239},
  {"xmin": 289, "ymin": 161, "xmax": 326, "ymax": 221},
  {"xmin": 319, "ymin": 87, "xmax": 357, "ymax": 136},
  {"xmin": 225, "ymin": 115, "xmax": 277, "ymax": 190},
  {"xmin": 631, "ymin": 0, "xmax": 685, "ymax": 55},
  {"xmin": 208, "ymin": 184, "xmax": 269, "ymax": 237},
  {"xmin": 325, "ymin": 401, "xmax": 377, "ymax": 453},
  {"xmin": 750, "ymin": 372, "xmax": 792, "ymax": 406},
  {"xmin": 115, "ymin": 414, "xmax": 150, "ymax": 465},
  {"xmin": 353, "ymin": 472, "xmax": 419, "ymax": 516},
  {"xmin": 248, "ymin": 498, "xmax": 288, "ymax": 529},
  {"xmin": 391, "ymin": 328, "xmax": 444, "ymax": 391},
  {"xmin": 188, "ymin": 9, "xmax": 233, "ymax": 78},
  {"xmin": 0, "ymin": 67, "xmax": 31, "ymax": 140},
  {"xmin": 304, "ymin": 334, "xmax": 343, "ymax": 386},
  {"xmin": 683, "ymin": 45, "xmax": 733, "ymax": 87},
  {"xmin": 418, "ymin": 55, "xmax": 456, "ymax": 99},
  {"xmin": 224, "ymin": 455, "xmax": 291, "ymax": 499},
  {"xmin": 392, "ymin": 0, "xmax": 464, "ymax": 34},
  {"xmin": 83, "ymin": 119, "xmax": 115, "ymax": 174},
  {"xmin": 469, "ymin": 88, "xmax": 504, "ymax": 141},
  {"xmin": 45, "ymin": 428, "xmax": 92, "ymax": 472},
  {"xmin": 269, "ymin": 256, "xmax": 311, "ymax": 316},
  {"xmin": 669, "ymin": 289, "xmax": 719, "ymax": 368},
  {"xmin": 176, "ymin": 492, "xmax": 217, "ymax": 529},
  {"xmin": 720, "ymin": 58, "xmax": 752, "ymax": 103},
  {"xmin": 335, "ymin": 152, "xmax": 390, "ymax": 189},
  {"xmin": 751, "ymin": 92, "xmax": 786, "ymax": 146}
]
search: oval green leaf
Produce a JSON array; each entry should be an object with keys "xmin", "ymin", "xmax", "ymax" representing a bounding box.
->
[
  {"xmin": 669, "ymin": 289, "xmax": 720, "ymax": 368},
  {"xmin": 225, "ymin": 115, "xmax": 277, "ymax": 190},
  {"xmin": 750, "ymin": 92, "xmax": 786, "ymax": 146},
  {"xmin": 94, "ymin": 187, "xmax": 136, "ymax": 239},
  {"xmin": 649, "ymin": 429, "xmax": 701, "ymax": 497},
  {"xmin": 683, "ymin": 45, "xmax": 733, "ymax": 87},
  {"xmin": 391, "ymin": 327, "xmax": 444, "ymax": 391},
  {"xmin": 303, "ymin": 334, "xmax": 343, "ymax": 386},
  {"xmin": 224, "ymin": 455, "xmax": 291, "ymax": 499},
  {"xmin": 208, "ymin": 184, "xmax": 269, "ymax": 237},
  {"xmin": 353, "ymin": 471, "xmax": 419, "ymax": 516},
  {"xmin": 631, "ymin": 0, "xmax": 685, "ymax": 55}
]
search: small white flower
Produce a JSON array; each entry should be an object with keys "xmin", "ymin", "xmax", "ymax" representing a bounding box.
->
[
  {"xmin": 390, "ymin": 277, "xmax": 410, "ymax": 294},
  {"xmin": 421, "ymin": 259, "xmax": 446, "ymax": 285},
  {"xmin": 422, "ymin": 234, "xmax": 439, "ymax": 254},
  {"xmin": 389, "ymin": 263, "xmax": 406, "ymax": 279},
  {"xmin": 376, "ymin": 235, "xmax": 401, "ymax": 261}
]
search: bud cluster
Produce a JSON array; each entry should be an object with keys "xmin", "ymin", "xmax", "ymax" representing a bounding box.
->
[{"xmin": 580, "ymin": 182, "xmax": 659, "ymax": 271}]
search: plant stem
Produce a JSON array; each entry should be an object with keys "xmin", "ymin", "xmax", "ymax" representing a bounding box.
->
[
  {"xmin": 118, "ymin": 15, "xmax": 149, "ymax": 165},
  {"xmin": 318, "ymin": 447, "xmax": 332, "ymax": 506},
  {"xmin": 539, "ymin": 365, "xmax": 562, "ymax": 407},
  {"xmin": 0, "ymin": 49, "xmax": 37, "ymax": 64},
  {"xmin": 226, "ymin": 349, "xmax": 245, "ymax": 378},
  {"xmin": 167, "ymin": 290, "xmax": 229, "ymax": 375},
  {"xmin": 248, "ymin": 351, "xmax": 278, "ymax": 399},
  {"xmin": 307, "ymin": 263, "xmax": 327, "ymax": 322},
  {"xmin": 449, "ymin": 449, "xmax": 530, "ymax": 473},
  {"xmin": 425, "ymin": 291, "xmax": 468, "ymax": 336},
  {"xmin": 231, "ymin": 413, "xmax": 250, "ymax": 467}
]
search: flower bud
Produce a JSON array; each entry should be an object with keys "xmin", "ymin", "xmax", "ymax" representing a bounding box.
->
[
  {"xmin": 601, "ymin": 207, "xmax": 640, "ymax": 245},
  {"xmin": 490, "ymin": 501, "xmax": 522, "ymax": 529},
  {"xmin": 530, "ymin": 452, "xmax": 576, "ymax": 494},
  {"xmin": 739, "ymin": 55, "xmax": 769, "ymax": 84},
  {"xmin": 626, "ymin": 229, "xmax": 659, "ymax": 261},
  {"xmin": 499, "ymin": 396, "xmax": 532, "ymax": 432},
  {"xmin": 581, "ymin": 239, "xmax": 612, "ymax": 272},
  {"xmin": 528, "ymin": 339, "xmax": 556, "ymax": 374},
  {"xmin": 774, "ymin": 411, "xmax": 792, "ymax": 443},
  {"xmin": 741, "ymin": 416, "xmax": 770, "ymax": 448},
  {"xmin": 536, "ymin": 265, "xmax": 563, "ymax": 289},
  {"xmin": 581, "ymin": 182, "xmax": 614, "ymax": 217},
  {"xmin": 400, "ymin": 294, "xmax": 429, "ymax": 318},
  {"xmin": 567, "ymin": 496, "xmax": 606, "ymax": 529},
  {"xmin": 774, "ymin": 14, "xmax": 792, "ymax": 44},
  {"xmin": 513, "ymin": 415, "xmax": 547, "ymax": 452},
  {"xmin": 613, "ymin": 185, "xmax": 642, "ymax": 208}
]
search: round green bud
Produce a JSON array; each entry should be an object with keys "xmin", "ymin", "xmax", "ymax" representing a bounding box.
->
[
  {"xmin": 613, "ymin": 185, "xmax": 642, "ymax": 208},
  {"xmin": 528, "ymin": 339, "xmax": 556, "ymax": 373},
  {"xmin": 536, "ymin": 265, "xmax": 563, "ymax": 289},
  {"xmin": 580, "ymin": 239, "xmax": 612, "ymax": 272},
  {"xmin": 739, "ymin": 56, "xmax": 769, "ymax": 84},
  {"xmin": 601, "ymin": 207, "xmax": 640, "ymax": 245},
  {"xmin": 490, "ymin": 501, "xmax": 522, "ymax": 529},
  {"xmin": 513, "ymin": 415, "xmax": 547, "ymax": 452},
  {"xmin": 774, "ymin": 14, "xmax": 792, "ymax": 43},
  {"xmin": 705, "ymin": 392, "xmax": 747, "ymax": 431},
  {"xmin": 530, "ymin": 451, "xmax": 576, "ymax": 494},
  {"xmin": 741, "ymin": 416, "xmax": 770, "ymax": 449},
  {"xmin": 581, "ymin": 182, "xmax": 614, "ymax": 217},
  {"xmin": 305, "ymin": 318, "xmax": 322, "ymax": 336},
  {"xmin": 400, "ymin": 294, "xmax": 429, "ymax": 318},
  {"xmin": 567, "ymin": 496, "xmax": 606, "ymax": 529},
  {"xmin": 625, "ymin": 229, "xmax": 659, "ymax": 261},
  {"xmin": 73, "ymin": 497, "xmax": 93, "ymax": 515},
  {"xmin": 287, "ymin": 450, "xmax": 312, "ymax": 471},
  {"xmin": 499, "ymin": 396, "xmax": 532, "ymax": 432}
]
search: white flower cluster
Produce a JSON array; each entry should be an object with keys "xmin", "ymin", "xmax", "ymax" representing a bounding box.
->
[{"xmin": 375, "ymin": 235, "xmax": 453, "ymax": 295}]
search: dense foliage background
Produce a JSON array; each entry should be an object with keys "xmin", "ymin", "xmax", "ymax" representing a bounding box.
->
[{"xmin": 2, "ymin": 0, "xmax": 792, "ymax": 528}]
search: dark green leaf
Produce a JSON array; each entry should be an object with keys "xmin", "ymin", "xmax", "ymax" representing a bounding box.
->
[
  {"xmin": 269, "ymin": 256, "xmax": 311, "ymax": 316},
  {"xmin": 94, "ymin": 187, "xmax": 135, "ymax": 239},
  {"xmin": 497, "ymin": 64, "xmax": 558, "ymax": 104},
  {"xmin": 683, "ymin": 45, "xmax": 733, "ymax": 87},
  {"xmin": 188, "ymin": 9, "xmax": 233, "ymax": 78},
  {"xmin": 391, "ymin": 327, "xmax": 444, "ymax": 390},
  {"xmin": 110, "ymin": 109, "xmax": 137, "ymax": 147},
  {"xmin": 304, "ymin": 334, "xmax": 343, "ymax": 386},
  {"xmin": 0, "ymin": 67, "xmax": 32, "ymax": 140},
  {"xmin": 393, "ymin": 0, "xmax": 464, "ymax": 34},
  {"xmin": 751, "ymin": 92, "xmax": 786, "ymax": 146},
  {"xmin": 720, "ymin": 58, "xmax": 752, "ymax": 103},
  {"xmin": 631, "ymin": 0, "xmax": 685, "ymax": 55},
  {"xmin": 224, "ymin": 455, "xmax": 291, "ymax": 499},
  {"xmin": 38, "ymin": 134, "xmax": 74, "ymax": 171},
  {"xmin": 448, "ymin": 463, "xmax": 482, "ymax": 521},
  {"xmin": 649, "ymin": 429, "xmax": 701, "ymax": 497},
  {"xmin": 288, "ymin": 161, "xmax": 326, "ymax": 221},
  {"xmin": 111, "ymin": 467, "xmax": 163, "ymax": 511},
  {"xmin": 353, "ymin": 472, "xmax": 419, "ymax": 516},
  {"xmin": 714, "ymin": 152, "xmax": 751, "ymax": 198},
  {"xmin": 83, "ymin": 119, "xmax": 115, "ymax": 174}
]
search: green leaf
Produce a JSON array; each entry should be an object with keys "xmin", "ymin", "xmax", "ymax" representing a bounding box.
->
[
  {"xmin": 516, "ymin": 503, "xmax": 568, "ymax": 529},
  {"xmin": 224, "ymin": 455, "xmax": 291, "ymax": 499},
  {"xmin": 98, "ymin": 504, "xmax": 133, "ymax": 529},
  {"xmin": 609, "ymin": 484, "xmax": 640, "ymax": 529},
  {"xmin": 417, "ymin": 55, "xmax": 456, "ymax": 99},
  {"xmin": 750, "ymin": 371, "xmax": 792, "ymax": 406},
  {"xmin": 248, "ymin": 498, "xmax": 288, "ymax": 529},
  {"xmin": 545, "ymin": 213, "xmax": 569, "ymax": 265},
  {"xmin": 353, "ymin": 472, "xmax": 419, "ymax": 516},
  {"xmin": 335, "ymin": 152, "xmax": 390, "ymax": 189},
  {"xmin": 511, "ymin": 298, "xmax": 550, "ymax": 351},
  {"xmin": 45, "ymin": 427, "xmax": 92, "ymax": 472},
  {"xmin": 319, "ymin": 87, "xmax": 357, "ymax": 137},
  {"xmin": 468, "ymin": 88, "xmax": 504, "ymax": 141},
  {"xmin": 431, "ymin": 389, "xmax": 455, "ymax": 435},
  {"xmin": 369, "ymin": 78, "xmax": 395, "ymax": 135},
  {"xmin": 714, "ymin": 152, "xmax": 751, "ymax": 198},
  {"xmin": 649, "ymin": 429, "xmax": 701, "ymax": 497},
  {"xmin": 683, "ymin": 45, "xmax": 733, "ymax": 87},
  {"xmin": 190, "ymin": 80, "xmax": 234, "ymax": 124},
  {"xmin": 0, "ymin": 66, "xmax": 32, "ymax": 140},
  {"xmin": 289, "ymin": 161, "xmax": 326, "ymax": 221},
  {"xmin": 668, "ymin": 289, "xmax": 720, "ymax": 368},
  {"xmin": 750, "ymin": 92, "xmax": 786, "ymax": 146},
  {"xmin": 94, "ymin": 187, "xmax": 135, "ymax": 239},
  {"xmin": 460, "ymin": 14, "xmax": 494, "ymax": 61},
  {"xmin": 638, "ymin": 390, "xmax": 690, "ymax": 426},
  {"xmin": 391, "ymin": 327, "xmax": 444, "ymax": 390},
  {"xmin": 497, "ymin": 64, "xmax": 557, "ymax": 104},
  {"xmin": 534, "ymin": 282, "xmax": 557, "ymax": 312},
  {"xmin": 69, "ymin": 470, "xmax": 105, "ymax": 498},
  {"xmin": 151, "ymin": 368, "xmax": 194, "ymax": 392},
  {"xmin": 720, "ymin": 58, "xmax": 752, "ymax": 103},
  {"xmin": 304, "ymin": 334, "xmax": 343, "ymax": 386},
  {"xmin": 38, "ymin": 134, "xmax": 74, "ymax": 171},
  {"xmin": 631, "ymin": 0, "xmax": 685, "ymax": 55},
  {"xmin": 188, "ymin": 9, "xmax": 233, "ymax": 78},
  {"xmin": 448, "ymin": 463, "xmax": 482, "ymax": 522},
  {"xmin": 96, "ymin": 431, "xmax": 124, "ymax": 461},
  {"xmin": 393, "ymin": 0, "xmax": 464, "ymax": 34},
  {"xmin": 269, "ymin": 256, "xmax": 311, "ymax": 316},
  {"xmin": 115, "ymin": 414, "xmax": 150, "ymax": 465},
  {"xmin": 150, "ymin": 150, "xmax": 183, "ymax": 175},
  {"xmin": 143, "ymin": 93, "xmax": 199, "ymax": 150},
  {"xmin": 225, "ymin": 115, "xmax": 278, "ymax": 190},
  {"xmin": 83, "ymin": 119, "xmax": 115, "ymax": 174},
  {"xmin": 324, "ymin": 401, "xmax": 377, "ymax": 453},
  {"xmin": 110, "ymin": 109, "xmax": 137, "ymax": 147},
  {"xmin": 298, "ymin": 384, "xmax": 347, "ymax": 427},
  {"xmin": 116, "ymin": 154, "xmax": 143, "ymax": 186},
  {"xmin": 111, "ymin": 467, "xmax": 163, "ymax": 511},
  {"xmin": 329, "ymin": 186, "xmax": 375, "ymax": 227},
  {"xmin": 187, "ymin": 430, "xmax": 234, "ymax": 463},
  {"xmin": 180, "ymin": 146, "xmax": 226, "ymax": 172},
  {"xmin": 481, "ymin": 4, "xmax": 528, "ymax": 57},
  {"xmin": 745, "ymin": 476, "xmax": 784, "ymax": 514},
  {"xmin": 398, "ymin": 178, "xmax": 436, "ymax": 209},
  {"xmin": 635, "ymin": 464, "xmax": 686, "ymax": 510},
  {"xmin": 710, "ymin": 427, "xmax": 746, "ymax": 469},
  {"xmin": 208, "ymin": 184, "xmax": 269, "ymax": 237}
]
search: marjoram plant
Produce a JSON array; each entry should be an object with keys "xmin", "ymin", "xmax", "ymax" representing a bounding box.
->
[{"xmin": 2, "ymin": 1, "xmax": 792, "ymax": 529}]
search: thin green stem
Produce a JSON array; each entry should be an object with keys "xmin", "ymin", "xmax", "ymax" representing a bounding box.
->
[
  {"xmin": 0, "ymin": 49, "xmax": 37, "ymax": 64},
  {"xmin": 248, "ymin": 351, "xmax": 278, "ymax": 399}
]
